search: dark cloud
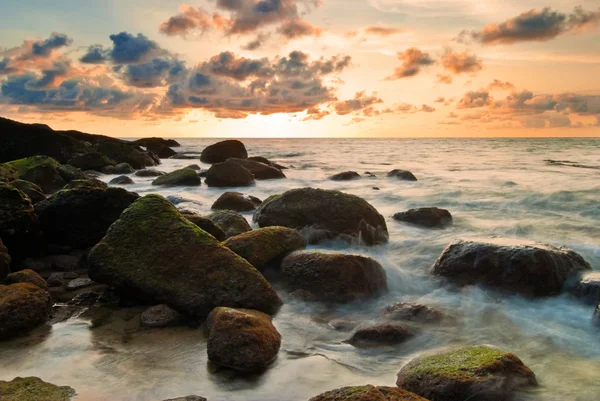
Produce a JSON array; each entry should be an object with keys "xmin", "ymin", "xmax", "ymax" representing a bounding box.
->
[
  {"xmin": 31, "ymin": 33, "xmax": 71, "ymax": 56},
  {"xmin": 421, "ymin": 104, "xmax": 435, "ymax": 112},
  {"xmin": 441, "ymin": 50, "xmax": 482, "ymax": 75},
  {"xmin": 488, "ymin": 79, "xmax": 515, "ymax": 90},
  {"xmin": 116, "ymin": 57, "xmax": 186, "ymax": 88},
  {"xmin": 109, "ymin": 32, "xmax": 162, "ymax": 64},
  {"xmin": 387, "ymin": 48, "xmax": 435, "ymax": 79},
  {"xmin": 80, "ymin": 45, "xmax": 109, "ymax": 64},
  {"xmin": 242, "ymin": 36, "xmax": 265, "ymax": 50}
]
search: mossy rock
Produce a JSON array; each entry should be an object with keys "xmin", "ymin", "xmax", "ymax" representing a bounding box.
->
[
  {"xmin": 226, "ymin": 158, "xmax": 286, "ymax": 180},
  {"xmin": 206, "ymin": 307, "xmax": 281, "ymax": 372},
  {"xmin": 6, "ymin": 269, "xmax": 48, "ymax": 290},
  {"xmin": 68, "ymin": 152, "xmax": 115, "ymax": 171},
  {"xmin": 0, "ymin": 283, "xmax": 52, "ymax": 340},
  {"xmin": 181, "ymin": 212, "xmax": 227, "ymax": 241},
  {"xmin": 3, "ymin": 156, "xmax": 66, "ymax": 193},
  {"xmin": 9, "ymin": 180, "xmax": 46, "ymax": 204},
  {"xmin": 0, "ymin": 164, "xmax": 18, "ymax": 182},
  {"xmin": 88, "ymin": 195, "xmax": 282, "ymax": 318},
  {"xmin": 211, "ymin": 191, "xmax": 262, "ymax": 212},
  {"xmin": 309, "ymin": 385, "xmax": 429, "ymax": 401},
  {"xmin": 396, "ymin": 345, "xmax": 537, "ymax": 401},
  {"xmin": 152, "ymin": 168, "xmax": 201, "ymax": 186},
  {"xmin": 253, "ymin": 188, "xmax": 388, "ymax": 246},
  {"xmin": 63, "ymin": 178, "xmax": 108, "ymax": 190},
  {"xmin": 96, "ymin": 141, "xmax": 152, "ymax": 170},
  {"xmin": 200, "ymin": 140, "xmax": 248, "ymax": 164},
  {"xmin": 57, "ymin": 164, "xmax": 86, "ymax": 182},
  {"xmin": 0, "ymin": 239, "xmax": 10, "ymax": 281},
  {"xmin": 208, "ymin": 210, "xmax": 252, "ymax": 238},
  {"xmin": 0, "ymin": 376, "xmax": 76, "ymax": 401},
  {"xmin": 223, "ymin": 227, "xmax": 306, "ymax": 271},
  {"xmin": 205, "ymin": 161, "xmax": 255, "ymax": 188}
]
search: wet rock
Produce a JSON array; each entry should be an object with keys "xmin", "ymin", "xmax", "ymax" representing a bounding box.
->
[
  {"xmin": 141, "ymin": 304, "xmax": 184, "ymax": 328},
  {"xmin": 114, "ymin": 163, "xmax": 135, "ymax": 174},
  {"xmin": 0, "ymin": 283, "xmax": 52, "ymax": 340},
  {"xmin": 211, "ymin": 191, "xmax": 262, "ymax": 212},
  {"xmin": 35, "ymin": 186, "xmax": 139, "ymax": 249},
  {"xmin": 170, "ymin": 153, "xmax": 201, "ymax": 160},
  {"xmin": 132, "ymin": 137, "xmax": 180, "ymax": 148},
  {"xmin": 68, "ymin": 152, "xmax": 114, "ymax": 171},
  {"xmin": 208, "ymin": 210, "xmax": 252, "ymax": 238},
  {"xmin": 396, "ymin": 345, "xmax": 537, "ymax": 401},
  {"xmin": 0, "ymin": 240, "xmax": 10, "ymax": 280},
  {"xmin": 152, "ymin": 168, "xmax": 201, "ymax": 186},
  {"xmin": 58, "ymin": 164, "xmax": 86, "ymax": 182},
  {"xmin": 433, "ymin": 239, "xmax": 591, "ymax": 297},
  {"xmin": 0, "ymin": 376, "xmax": 76, "ymax": 400},
  {"xmin": 2, "ymin": 156, "xmax": 66, "ymax": 193},
  {"xmin": 68, "ymin": 291, "xmax": 102, "ymax": 307},
  {"xmin": 146, "ymin": 144, "xmax": 176, "ymax": 159},
  {"xmin": 364, "ymin": 172, "xmax": 376, "ymax": 178},
  {"xmin": 135, "ymin": 169, "xmax": 165, "ymax": 177},
  {"xmin": 570, "ymin": 272, "xmax": 600, "ymax": 304},
  {"xmin": 253, "ymin": 188, "xmax": 389, "ymax": 245},
  {"xmin": 309, "ymin": 385, "xmax": 429, "ymax": 401},
  {"xmin": 330, "ymin": 171, "xmax": 361, "ymax": 181},
  {"xmin": 101, "ymin": 165, "xmax": 115, "ymax": 174},
  {"xmin": 88, "ymin": 195, "xmax": 282, "ymax": 318},
  {"xmin": 5, "ymin": 269, "xmax": 47, "ymax": 290},
  {"xmin": 248, "ymin": 156, "xmax": 286, "ymax": 170},
  {"xmin": 205, "ymin": 161, "xmax": 255, "ymax": 188},
  {"xmin": 379, "ymin": 302, "xmax": 444, "ymax": 323},
  {"xmin": 63, "ymin": 178, "xmax": 108, "ymax": 190},
  {"xmin": 0, "ymin": 183, "xmax": 42, "ymax": 261},
  {"xmin": 347, "ymin": 324, "xmax": 414, "ymax": 347},
  {"xmin": 109, "ymin": 175, "xmax": 134, "ymax": 185},
  {"xmin": 181, "ymin": 212, "xmax": 227, "ymax": 241},
  {"xmin": 223, "ymin": 227, "xmax": 306, "ymax": 271},
  {"xmin": 67, "ymin": 278, "xmax": 94, "ymax": 290},
  {"xmin": 206, "ymin": 307, "xmax": 281, "ymax": 372},
  {"xmin": 388, "ymin": 169, "xmax": 417, "ymax": 181},
  {"xmin": 393, "ymin": 207, "xmax": 452, "ymax": 228},
  {"xmin": 9, "ymin": 180, "xmax": 46, "ymax": 204},
  {"xmin": 97, "ymin": 141, "xmax": 153, "ymax": 169},
  {"xmin": 280, "ymin": 251, "xmax": 388, "ymax": 303},
  {"xmin": 372, "ymin": 187, "xmax": 380, "ymax": 190},
  {"xmin": 200, "ymin": 140, "xmax": 248, "ymax": 164},
  {"xmin": 226, "ymin": 158, "xmax": 286, "ymax": 180},
  {"xmin": 162, "ymin": 396, "xmax": 207, "ymax": 401}
]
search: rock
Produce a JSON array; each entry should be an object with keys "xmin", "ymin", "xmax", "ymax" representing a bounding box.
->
[
  {"xmin": 148, "ymin": 145, "xmax": 176, "ymax": 159},
  {"xmin": 152, "ymin": 168, "xmax": 201, "ymax": 186},
  {"xmin": 0, "ymin": 376, "xmax": 76, "ymax": 400},
  {"xmin": 185, "ymin": 164, "xmax": 201, "ymax": 170},
  {"xmin": 161, "ymin": 397, "xmax": 206, "ymax": 401},
  {"xmin": 113, "ymin": 163, "xmax": 135, "ymax": 174},
  {"xmin": 433, "ymin": 239, "xmax": 592, "ymax": 297},
  {"xmin": 396, "ymin": 345, "xmax": 537, "ymax": 401},
  {"xmin": 253, "ymin": 188, "xmax": 389, "ymax": 245},
  {"xmin": 388, "ymin": 169, "xmax": 417, "ymax": 181},
  {"xmin": 132, "ymin": 137, "xmax": 180, "ymax": 148},
  {"xmin": 67, "ymin": 278, "xmax": 94, "ymax": 290},
  {"xmin": 88, "ymin": 195, "xmax": 282, "ymax": 318},
  {"xmin": 226, "ymin": 158, "xmax": 286, "ymax": 180},
  {"xmin": 570, "ymin": 272, "xmax": 600, "ymax": 304},
  {"xmin": 372, "ymin": 187, "xmax": 380, "ymax": 190},
  {"xmin": 68, "ymin": 291, "xmax": 102, "ymax": 307},
  {"xmin": 200, "ymin": 140, "xmax": 248, "ymax": 164},
  {"xmin": 68, "ymin": 152, "xmax": 114, "ymax": 171},
  {"xmin": 223, "ymin": 227, "xmax": 306, "ymax": 271},
  {"xmin": 0, "ymin": 239, "xmax": 10, "ymax": 281},
  {"xmin": 208, "ymin": 210, "xmax": 252, "ymax": 238},
  {"xmin": 379, "ymin": 302, "xmax": 444, "ymax": 323},
  {"xmin": 248, "ymin": 156, "xmax": 286, "ymax": 170},
  {"xmin": 309, "ymin": 385, "xmax": 429, "ymax": 401},
  {"xmin": 205, "ymin": 161, "xmax": 256, "ymax": 188},
  {"xmin": 101, "ymin": 165, "xmax": 115, "ymax": 174},
  {"xmin": 0, "ymin": 164, "xmax": 18, "ymax": 182},
  {"xmin": 5, "ymin": 269, "xmax": 48, "ymax": 290},
  {"xmin": 35, "ymin": 186, "xmax": 139, "ymax": 249},
  {"xmin": 141, "ymin": 304, "xmax": 184, "ymax": 328},
  {"xmin": 63, "ymin": 178, "xmax": 108, "ymax": 190},
  {"xmin": 9, "ymin": 180, "xmax": 46, "ymax": 204},
  {"xmin": 181, "ymin": 212, "xmax": 227, "ymax": 241},
  {"xmin": 594, "ymin": 302, "xmax": 600, "ymax": 326},
  {"xmin": 170, "ymin": 153, "xmax": 201, "ymax": 160},
  {"xmin": 211, "ymin": 191, "xmax": 262, "ymax": 212},
  {"xmin": 330, "ymin": 171, "xmax": 361, "ymax": 181},
  {"xmin": 280, "ymin": 251, "xmax": 388, "ymax": 303},
  {"xmin": 109, "ymin": 175, "xmax": 134, "ymax": 185},
  {"xmin": 97, "ymin": 141, "xmax": 153, "ymax": 169},
  {"xmin": 347, "ymin": 324, "xmax": 414, "ymax": 347},
  {"xmin": 0, "ymin": 283, "xmax": 52, "ymax": 340},
  {"xmin": 3, "ymin": 156, "xmax": 66, "ymax": 193},
  {"xmin": 58, "ymin": 164, "xmax": 86, "ymax": 182},
  {"xmin": 135, "ymin": 169, "xmax": 165, "ymax": 177},
  {"xmin": 206, "ymin": 307, "xmax": 281, "ymax": 372},
  {"xmin": 0, "ymin": 183, "xmax": 42, "ymax": 261},
  {"xmin": 45, "ymin": 255, "xmax": 82, "ymax": 272},
  {"xmin": 393, "ymin": 208, "xmax": 452, "ymax": 228}
]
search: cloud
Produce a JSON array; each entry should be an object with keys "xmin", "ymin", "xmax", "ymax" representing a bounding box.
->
[
  {"xmin": 434, "ymin": 97, "xmax": 445, "ymax": 103},
  {"xmin": 436, "ymin": 74, "xmax": 452, "ymax": 84},
  {"xmin": 364, "ymin": 25, "xmax": 404, "ymax": 36},
  {"xmin": 242, "ymin": 34, "xmax": 268, "ymax": 50},
  {"xmin": 487, "ymin": 79, "xmax": 515, "ymax": 90},
  {"xmin": 115, "ymin": 57, "xmax": 186, "ymax": 88},
  {"xmin": 31, "ymin": 33, "xmax": 71, "ymax": 56},
  {"xmin": 441, "ymin": 50, "xmax": 482, "ymax": 75},
  {"xmin": 333, "ymin": 91, "xmax": 383, "ymax": 115},
  {"xmin": 458, "ymin": 90, "xmax": 492, "ymax": 108},
  {"xmin": 159, "ymin": 5, "xmax": 229, "ymax": 36},
  {"xmin": 386, "ymin": 47, "xmax": 435, "ymax": 79},
  {"xmin": 80, "ymin": 32, "xmax": 166, "ymax": 65},
  {"xmin": 277, "ymin": 19, "xmax": 322, "ymax": 39}
]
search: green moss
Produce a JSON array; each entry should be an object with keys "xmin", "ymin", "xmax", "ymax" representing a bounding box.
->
[
  {"xmin": 0, "ymin": 164, "xmax": 18, "ymax": 181},
  {"xmin": 0, "ymin": 377, "xmax": 76, "ymax": 401},
  {"xmin": 5, "ymin": 156, "xmax": 60, "ymax": 176}
]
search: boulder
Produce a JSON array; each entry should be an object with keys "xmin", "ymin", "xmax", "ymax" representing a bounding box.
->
[
  {"xmin": 87, "ymin": 195, "xmax": 282, "ymax": 318},
  {"xmin": 0, "ymin": 240, "xmax": 10, "ymax": 281},
  {"xmin": 0, "ymin": 183, "xmax": 42, "ymax": 261},
  {"xmin": 97, "ymin": 141, "xmax": 153, "ymax": 169},
  {"xmin": 330, "ymin": 171, "xmax": 361, "ymax": 181},
  {"xmin": 147, "ymin": 144, "xmax": 177, "ymax": 159},
  {"xmin": 433, "ymin": 239, "xmax": 591, "ymax": 297},
  {"xmin": 9, "ymin": 180, "xmax": 46, "ymax": 204},
  {"xmin": 35, "ymin": 187, "xmax": 139, "ymax": 249},
  {"xmin": 114, "ymin": 163, "xmax": 135, "ymax": 174},
  {"xmin": 101, "ymin": 165, "xmax": 115, "ymax": 174},
  {"xmin": 396, "ymin": 345, "xmax": 537, "ymax": 401},
  {"xmin": 63, "ymin": 178, "xmax": 108, "ymax": 190},
  {"xmin": 5, "ymin": 269, "xmax": 47, "ymax": 290},
  {"xmin": 109, "ymin": 175, "xmax": 134, "ymax": 185},
  {"xmin": 208, "ymin": 210, "xmax": 252, "ymax": 238},
  {"xmin": 0, "ymin": 164, "xmax": 18, "ymax": 182},
  {"xmin": 68, "ymin": 152, "xmax": 114, "ymax": 171},
  {"xmin": 388, "ymin": 170, "xmax": 417, "ymax": 181},
  {"xmin": 132, "ymin": 137, "xmax": 180, "ymax": 148},
  {"xmin": 226, "ymin": 158, "xmax": 286, "ymax": 180},
  {"xmin": 152, "ymin": 168, "xmax": 201, "ymax": 187},
  {"xmin": 309, "ymin": 385, "xmax": 429, "ymax": 401},
  {"xmin": 379, "ymin": 302, "xmax": 444, "ymax": 323},
  {"xmin": 141, "ymin": 304, "xmax": 184, "ymax": 328},
  {"xmin": 58, "ymin": 164, "xmax": 87, "ymax": 182},
  {"xmin": 347, "ymin": 324, "xmax": 414, "ymax": 347},
  {"xmin": 206, "ymin": 307, "xmax": 281, "ymax": 372},
  {"xmin": 0, "ymin": 377, "xmax": 76, "ymax": 401},
  {"xmin": 253, "ymin": 188, "xmax": 388, "ymax": 245},
  {"xmin": 393, "ymin": 208, "xmax": 452, "ymax": 228},
  {"xmin": 170, "ymin": 152, "xmax": 201, "ymax": 160},
  {"xmin": 280, "ymin": 251, "xmax": 388, "ymax": 303},
  {"xmin": 200, "ymin": 140, "xmax": 248, "ymax": 164},
  {"xmin": 181, "ymin": 212, "xmax": 227, "ymax": 241},
  {"xmin": 3, "ymin": 156, "xmax": 66, "ymax": 193},
  {"xmin": 205, "ymin": 161, "xmax": 256, "ymax": 188},
  {"xmin": 223, "ymin": 227, "xmax": 306, "ymax": 271},
  {"xmin": 135, "ymin": 169, "xmax": 165, "ymax": 177},
  {"xmin": 570, "ymin": 272, "xmax": 600, "ymax": 304},
  {"xmin": 185, "ymin": 164, "xmax": 201, "ymax": 171},
  {"xmin": 211, "ymin": 191, "xmax": 262, "ymax": 212},
  {"xmin": 0, "ymin": 283, "xmax": 52, "ymax": 340},
  {"xmin": 248, "ymin": 156, "xmax": 286, "ymax": 170}
]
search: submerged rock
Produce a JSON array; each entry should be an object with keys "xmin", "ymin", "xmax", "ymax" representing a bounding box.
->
[
  {"xmin": 208, "ymin": 210, "xmax": 252, "ymax": 238},
  {"xmin": 0, "ymin": 283, "xmax": 52, "ymax": 340},
  {"xmin": 388, "ymin": 169, "xmax": 417, "ymax": 181},
  {"xmin": 253, "ymin": 188, "xmax": 388, "ymax": 245},
  {"xmin": 393, "ymin": 207, "xmax": 452, "ymax": 228},
  {"xmin": 280, "ymin": 251, "xmax": 387, "ymax": 303},
  {"xmin": 9, "ymin": 180, "xmax": 46, "ymax": 204},
  {"xmin": 88, "ymin": 195, "xmax": 282, "ymax": 318},
  {"xmin": 0, "ymin": 376, "xmax": 76, "ymax": 401},
  {"xmin": 135, "ymin": 169, "xmax": 165, "ymax": 177},
  {"xmin": 109, "ymin": 175, "xmax": 134, "ymax": 185},
  {"xmin": 309, "ymin": 385, "xmax": 429, "ymax": 401},
  {"xmin": 347, "ymin": 324, "xmax": 414, "ymax": 347},
  {"xmin": 396, "ymin": 345, "xmax": 537, "ymax": 401},
  {"xmin": 200, "ymin": 140, "xmax": 248, "ymax": 164},
  {"xmin": 226, "ymin": 158, "xmax": 286, "ymax": 180},
  {"xmin": 379, "ymin": 302, "xmax": 444, "ymax": 323},
  {"xmin": 0, "ymin": 183, "xmax": 42, "ymax": 261},
  {"xmin": 0, "ymin": 239, "xmax": 10, "ymax": 281},
  {"xmin": 6, "ymin": 269, "xmax": 47, "ymax": 290},
  {"xmin": 181, "ymin": 212, "xmax": 227, "ymax": 241},
  {"xmin": 205, "ymin": 161, "xmax": 255, "ymax": 188},
  {"xmin": 141, "ymin": 304, "xmax": 184, "ymax": 328},
  {"xmin": 152, "ymin": 168, "xmax": 201, "ymax": 186},
  {"xmin": 68, "ymin": 152, "xmax": 114, "ymax": 171},
  {"xmin": 3, "ymin": 156, "xmax": 66, "ymax": 193},
  {"xmin": 206, "ymin": 307, "xmax": 281, "ymax": 372},
  {"xmin": 570, "ymin": 272, "xmax": 600, "ymax": 304},
  {"xmin": 211, "ymin": 191, "xmax": 262, "ymax": 212},
  {"xmin": 433, "ymin": 239, "xmax": 591, "ymax": 297},
  {"xmin": 330, "ymin": 171, "xmax": 361, "ymax": 181}
]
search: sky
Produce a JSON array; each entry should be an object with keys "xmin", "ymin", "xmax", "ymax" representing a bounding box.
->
[{"xmin": 0, "ymin": 0, "xmax": 599, "ymax": 138}]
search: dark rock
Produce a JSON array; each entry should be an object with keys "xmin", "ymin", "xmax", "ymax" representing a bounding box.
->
[
  {"xmin": 0, "ymin": 164, "xmax": 18, "ymax": 182},
  {"xmin": 101, "ymin": 165, "xmax": 115, "ymax": 174},
  {"xmin": 68, "ymin": 291, "xmax": 102, "ymax": 307},
  {"xmin": 132, "ymin": 137, "xmax": 180, "ymax": 148},
  {"xmin": 162, "ymin": 396, "xmax": 206, "ymax": 401},
  {"xmin": 0, "ymin": 376, "xmax": 76, "ymax": 400},
  {"xmin": 68, "ymin": 152, "xmax": 114, "ymax": 171},
  {"xmin": 211, "ymin": 191, "xmax": 262, "ymax": 212},
  {"xmin": 347, "ymin": 324, "xmax": 414, "ymax": 347},
  {"xmin": 206, "ymin": 307, "xmax": 281, "ymax": 372},
  {"xmin": 208, "ymin": 210, "xmax": 252, "ymax": 238},
  {"xmin": 141, "ymin": 304, "xmax": 184, "ymax": 328},
  {"xmin": 0, "ymin": 283, "xmax": 52, "ymax": 340},
  {"xmin": 5, "ymin": 269, "xmax": 47, "ymax": 290},
  {"xmin": 200, "ymin": 140, "xmax": 248, "ymax": 164},
  {"xmin": 152, "ymin": 168, "xmax": 201, "ymax": 186},
  {"xmin": 253, "ymin": 188, "xmax": 389, "ymax": 245},
  {"xmin": 330, "ymin": 171, "xmax": 361, "ymax": 181},
  {"xmin": 309, "ymin": 385, "xmax": 429, "ymax": 401},
  {"xmin": 135, "ymin": 169, "xmax": 165, "ymax": 177},
  {"xmin": 594, "ymin": 302, "xmax": 600, "ymax": 326},
  {"xmin": 185, "ymin": 164, "xmax": 201, "ymax": 170},
  {"xmin": 44, "ymin": 255, "xmax": 82, "ymax": 272},
  {"xmin": 181, "ymin": 212, "xmax": 227, "ymax": 241},
  {"xmin": 0, "ymin": 240, "xmax": 10, "ymax": 281},
  {"xmin": 364, "ymin": 172, "xmax": 376, "ymax": 178},
  {"xmin": 396, "ymin": 345, "xmax": 537, "ymax": 401},
  {"xmin": 205, "ymin": 161, "xmax": 256, "ymax": 188},
  {"xmin": 393, "ymin": 207, "xmax": 452, "ymax": 228},
  {"xmin": 280, "ymin": 251, "xmax": 388, "ymax": 303},
  {"xmin": 63, "ymin": 178, "xmax": 108, "ymax": 190},
  {"xmin": 570, "ymin": 272, "xmax": 600, "ymax": 304},
  {"xmin": 67, "ymin": 278, "xmax": 94, "ymax": 290},
  {"xmin": 88, "ymin": 195, "xmax": 282, "ymax": 318},
  {"xmin": 226, "ymin": 158, "xmax": 286, "ymax": 180},
  {"xmin": 97, "ymin": 141, "xmax": 152, "ymax": 170},
  {"xmin": 248, "ymin": 156, "xmax": 286, "ymax": 170},
  {"xmin": 2, "ymin": 156, "xmax": 66, "ymax": 193},
  {"xmin": 147, "ymin": 144, "xmax": 176, "ymax": 159},
  {"xmin": 109, "ymin": 175, "xmax": 134, "ymax": 185},
  {"xmin": 379, "ymin": 302, "xmax": 444, "ymax": 323},
  {"xmin": 170, "ymin": 153, "xmax": 201, "ymax": 160},
  {"xmin": 58, "ymin": 164, "xmax": 86, "ymax": 182},
  {"xmin": 9, "ymin": 180, "xmax": 46, "ymax": 204},
  {"xmin": 114, "ymin": 163, "xmax": 135, "ymax": 174},
  {"xmin": 433, "ymin": 239, "xmax": 591, "ymax": 297},
  {"xmin": 0, "ymin": 183, "xmax": 42, "ymax": 261},
  {"xmin": 372, "ymin": 187, "xmax": 380, "ymax": 190},
  {"xmin": 388, "ymin": 169, "xmax": 417, "ymax": 181}
]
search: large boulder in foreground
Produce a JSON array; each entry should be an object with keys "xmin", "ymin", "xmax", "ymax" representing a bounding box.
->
[
  {"xmin": 393, "ymin": 207, "xmax": 452, "ymax": 228},
  {"xmin": 433, "ymin": 239, "xmax": 591, "ymax": 297},
  {"xmin": 0, "ymin": 377, "xmax": 76, "ymax": 401},
  {"xmin": 281, "ymin": 251, "xmax": 387, "ymax": 303},
  {"xmin": 254, "ymin": 188, "xmax": 388, "ymax": 245},
  {"xmin": 206, "ymin": 307, "xmax": 281, "ymax": 372},
  {"xmin": 208, "ymin": 210, "xmax": 252, "ymax": 238},
  {"xmin": 223, "ymin": 227, "xmax": 306, "ymax": 271},
  {"xmin": 0, "ymin": 283, "xmax": 52, "ymax": 340},
  {"xmin": 205, "ymin": 161, "xmax": 255, "ymax": 188},
  {"xmin": 226, "ymin": 158, "xmax": 286, "ymax": 180},
  {"xmin": 396, "ymin": 345, "xmax": 537, "ymax": 401},
  {"xmin": 88, "ymin": 195, "xmax": 282, "ymax": 318},
  {"xmin": 0, "ymin": 183, "xmax": 42, "ymax": 261},
  {"xmin": 3, "ymin": 156, "xmax": 66, "ymax": 193},
  {"xmin": 310, "ymin": 385, "xmax": 429, "ymax": 401},
  {"xmin": 35, "ymin": 187, "xmax": 139, "ymax": 249},
  {"xmin": 212, "ymin": 191, "xmax": 262, "ymax": 212},
  {"xmin": 200, "ymin": 140, "xmax": 248, "ymax": 164},
  {"xmin": 0, "ymin": 240, "xmax": 10, "ymax": 281},
  {"xmin": 152, "ymin": 168, "xmax": 201, "ymax": 186}
]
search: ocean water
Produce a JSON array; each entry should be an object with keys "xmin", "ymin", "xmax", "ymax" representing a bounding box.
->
[{"xmin": 1, "ymin": 138, "xmax": 599, "ymax": 401}]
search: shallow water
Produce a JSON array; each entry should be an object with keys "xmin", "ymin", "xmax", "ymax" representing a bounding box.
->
[{"xmin": 1, "ymin": 138, "xmax": 599, "ymax": 401}]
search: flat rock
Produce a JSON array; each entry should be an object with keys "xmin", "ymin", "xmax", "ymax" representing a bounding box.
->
[
  {"xmin": 570, "ymin": 272, "xmax": 600, "ymax": 304},
  {"xmin": 330, "ymin": 171, "xmax": 361, "ymax": 181},
  {"xmin": 152, "ymin": 168, "xmax": 201, "ymax": 186}
]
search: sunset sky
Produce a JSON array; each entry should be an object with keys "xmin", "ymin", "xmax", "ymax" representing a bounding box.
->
[{"xmin": 0, "ymin": 0, "xmax": 599, "ymax": 137}]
